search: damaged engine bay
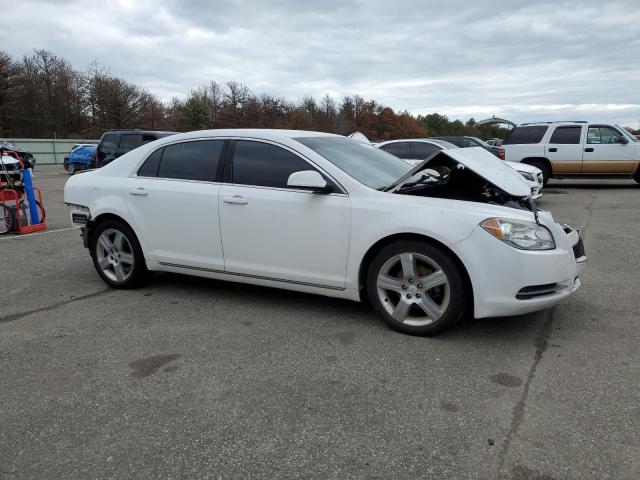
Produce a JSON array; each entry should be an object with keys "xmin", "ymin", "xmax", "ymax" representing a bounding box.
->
[{"xmin": 387, "ymin": 152, "xmax": 537, "ymax": 213}]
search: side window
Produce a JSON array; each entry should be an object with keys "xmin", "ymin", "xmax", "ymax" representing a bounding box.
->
[
  {"xmin": 410, "ymin": 142, "xmax": 439, "ymax": 159},
  {"xmin": 380, "ymin": 142, "xmax": 411, "ymax": 159},
  {"xmin": 587, "ymin": 126, "xmax": 624, "ymax": 144},
  {"xmin": 137, "ymin": 148, "xmax": 163, "ymax": 177},
  {"xmin": 100, "ymin": 134, "xmax": 118, "ymax": 154},
  {"xmin": 119, "ymin": 134, "xmax": 143, "ymax": 150},
  {"xmin": 462, "ymin": 138, "xmax": 481, "ymax": 148},
  {"xmin": 142, "ymin": 134, "xmax": 157, "ymax": 144},
  {"xmin": 504, "ymin": 126, "xmax": 549, "ymax": 145},
  {"xmin": 232, "ymin": 140, "xmax": 319, "ymax": 189},
  {"xmin": 550, "ymin": 126, "xmax": 582, "ymax": 144},
  {"xmin": 157, "ymin": 140, "xmax": 224, "ymax": 181}
]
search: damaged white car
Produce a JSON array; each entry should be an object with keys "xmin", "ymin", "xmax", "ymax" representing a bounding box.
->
[{"xmin": 64, "ymin": 130, "xmax": 586, "ymax": 335}]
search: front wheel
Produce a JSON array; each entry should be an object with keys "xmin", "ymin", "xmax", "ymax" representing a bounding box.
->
[
  {"xmin": 67, "ymin": 163, "xmax": 75, "ymax": 175},
  {"xmin": 366, "ymin": 240, "xmax": 467, "ymax": 336},
  {"xmin": 90, "ymin": 220, "xmax": 149, "ymax": 288}
]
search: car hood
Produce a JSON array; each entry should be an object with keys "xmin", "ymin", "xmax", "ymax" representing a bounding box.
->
[
  {"xmin": 505, "ymin": 161, "xmax": 541, "ymax": 174},
  {"xmin": 387, "ymin": 147, "xmax": 531, "ymax": 197}
]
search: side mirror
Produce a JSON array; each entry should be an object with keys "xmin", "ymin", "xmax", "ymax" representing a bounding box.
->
[
  {"xmin": 614, "ymin": 136, "xmax": 628, "ymax": 144},
  {"xmin": 287, "ymin": 170, "xmax": 329, "ymax": 193}
]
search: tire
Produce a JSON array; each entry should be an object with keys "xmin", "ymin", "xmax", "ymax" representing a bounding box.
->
[
  {"xmin": 366, "ymin": 240, "xmax": 467, "ymax": 336},
  {"xmin": 67, "ymin": 163, "xmax": 75, "ymax": 175},
  {"xmin": 528, "ymin": 160, "xmax": 551, "ymax": 185},
  {"xmin": 0, "ymin": 203, "xmax": 14, "ymax": 234},
  {"xmin": 90, "ymin": 219, "xmax": 149, "ymax": 288}
]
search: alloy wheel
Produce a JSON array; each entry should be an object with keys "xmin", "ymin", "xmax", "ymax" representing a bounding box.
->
[
  {"xmin": 376, "ymin": 252, "xmax": 450, "ymax": 327},
  {"xmin": 95, "ymin": 228, "xmax": 135, "ymax": 283}
]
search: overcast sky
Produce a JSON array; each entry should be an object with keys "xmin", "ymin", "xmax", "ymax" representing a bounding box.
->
[{"xmin": 3, "ymin": 0, "xmax": 639, "ymax": 127}]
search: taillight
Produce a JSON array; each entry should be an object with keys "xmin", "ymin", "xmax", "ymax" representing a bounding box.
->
[{"xmin": 498, "ymin": 148, "xmax": 505, "ymax": 160}]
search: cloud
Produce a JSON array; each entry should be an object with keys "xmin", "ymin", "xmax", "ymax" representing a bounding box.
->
[{"xmin": 2, "ymin": 0, "xmax": 639, "ymax": 127}]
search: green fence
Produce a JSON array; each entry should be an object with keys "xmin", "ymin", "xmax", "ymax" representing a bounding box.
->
[{"xmin": 1, "ymin": 138, "xmax": 99, "ymax": 165}]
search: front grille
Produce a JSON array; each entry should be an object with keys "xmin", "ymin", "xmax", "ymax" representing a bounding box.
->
[
  {"xmin": 572, "ymin": 237, "xmax": 585, "ymax": 259},
  {"xmin": 516, "ymin": 283, "xmax": 559, "ymax": 300}
]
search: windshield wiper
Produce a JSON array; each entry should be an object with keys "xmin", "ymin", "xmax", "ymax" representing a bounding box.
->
[{"xmin": 395, "ymin": 172, "xmax": 449, "ymax": 191}]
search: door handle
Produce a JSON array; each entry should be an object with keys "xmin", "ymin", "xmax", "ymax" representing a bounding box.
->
[
  {"xmin": 223, "ymin": 195, "xmax": 248, "ymax": 205},
  {"xmin": 585, "ymin": 147, "xmax": 594, "ymax": 152},
  {"xmin": 548, "ymin": 147, "xmax": 557, "ymax": 152},
  {"xmin": 129, "ymin": 187, "xmax": 148, "ymax": 196}
]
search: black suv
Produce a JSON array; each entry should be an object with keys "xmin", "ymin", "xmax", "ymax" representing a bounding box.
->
[
  {"xmin": 431, "ymin": 136, "xmax": 501, "ymax": 157},
  {"xmin": 96, "ymin": 129, "xmax": 177, "ymax": 167}
]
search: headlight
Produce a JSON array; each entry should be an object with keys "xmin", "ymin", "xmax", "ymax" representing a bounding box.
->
[
  {"xmin": 518, "ymin": 171, "xmax": 535, "ymax": 182},
  {"xmin": 481, "ymin": 218, "xmax": 555, "ymax": 250}
]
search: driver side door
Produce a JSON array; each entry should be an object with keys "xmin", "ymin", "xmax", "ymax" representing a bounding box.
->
[
  {"xmin": 582, "ymin": 125, "xmax": 636, "ymax": 174},
  {"xmin": 218, "ymin": 140, "xmax": 350, "ymax": 288}
]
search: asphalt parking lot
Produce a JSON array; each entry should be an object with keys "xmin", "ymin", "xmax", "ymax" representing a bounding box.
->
[{"xmin": 1, "ymin": 165, "xmax": 639, "ymax": 480}]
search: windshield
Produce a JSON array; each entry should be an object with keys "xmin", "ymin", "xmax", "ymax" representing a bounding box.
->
[
  {"xmin": 296, "ymin": 136, "xmax": 413, "ymax": 189},
  {"xmin": 470, "ymin": 137, "xmax": 490, "ymax": 147},
  {"xmin": 617, "ymin": 125, "xmax": 639, "ymax": 142}
]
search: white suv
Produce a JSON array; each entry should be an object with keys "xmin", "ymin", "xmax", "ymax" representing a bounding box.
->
[{"xmin": 498, "ymin": 121, "xmax": 640, "ymax": 184}]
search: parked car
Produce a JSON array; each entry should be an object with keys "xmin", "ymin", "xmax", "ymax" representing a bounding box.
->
[
  {"xmin": 376, "ymin": 139, "xmax": 544, "ymax": 199},
  {"xmin": 478, "ymin": 119, "xmax": 640, "ymax": 184},
  {"xmin": 64, "ymin": 145, "xmax": 97, "ymax": 175},
  {"xmin": 63, "ymin": 144, "xmax": 96, "ymax": 166},
  {"xmin": 0, "ymin": 142, "xmax": 36, "ymax": 169},
  {"xmin": 65, "ymin": 129, "xmax": 585, "ymax": 336},
  {"xmin": 0, "ymin": 153, "xmax": 21, "ymax": 183},
  {"xmin": 96, "ymin": 129, "xmax": 177, "ymax": 168},
  {"xmin": 431, "ymin": 136, "xmax": 501, "ymax": 157}
]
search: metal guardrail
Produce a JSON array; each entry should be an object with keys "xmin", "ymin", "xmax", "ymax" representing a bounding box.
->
[{"xmin": 0, "ymin": 138, "xmax": 99, "ymax": 165}]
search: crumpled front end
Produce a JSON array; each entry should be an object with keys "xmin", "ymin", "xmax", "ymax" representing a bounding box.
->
[{"xmin": 455, "ymin": 210, "xmax": 586, "ymax": 319}]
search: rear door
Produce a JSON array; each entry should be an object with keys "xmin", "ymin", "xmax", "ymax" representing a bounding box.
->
[
  {"xmin": 545, "ymin": 125, "xmax": 584, "ymax": 174},
  {"xmin": 582, "ymin": 125, "xmax": 636, "ymax": 174},
  {"xmin": 125, "ymin": 139, "xmax": 227, "ymax": 269}
]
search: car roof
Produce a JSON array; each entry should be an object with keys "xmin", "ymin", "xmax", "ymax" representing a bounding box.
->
[
  {"xmin": 377, "ymin": 138, "xmax": 446, "ymax": 146},
  {"xmin": 151, "ymin": 129, "xmax": 342, "ymax": 144},
  {"xmin": 518, "ymin": 121, "xmax": 588, "ymax": 126}
]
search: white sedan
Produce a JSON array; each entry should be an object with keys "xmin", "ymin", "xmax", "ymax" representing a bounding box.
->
[
  {"xmin": 64, "ymin": 129, "xmax": 585, "ymax": 336},
  {"xmin": 376, "ymin": 139, "xmax": 544, "ymax": 199}
]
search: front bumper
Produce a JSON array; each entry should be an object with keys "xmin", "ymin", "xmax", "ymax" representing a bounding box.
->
[{"xmin": 456, "ymin": 221, "xmax": 585, "ymax": 318}]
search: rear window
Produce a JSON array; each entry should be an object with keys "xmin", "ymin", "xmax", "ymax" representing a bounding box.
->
[
  {"xmin": 120, "ymin": 134, "xmax": 143, "ymax": 150},
  {"xmin": 157, "ymin": 140, "xmax": 225, "ymax": 181},
  {"xmin": 410, "ymin": 142, "xmax": 439, "ymax": 159},
  {"xmin": 99, "ymin": 134, "xmax": 118, "ymax": 153},
  {"xmin": 504, "ymin": 126, "xmax": 548, "ymax": 145},
  {"xmin": 380, "ymin": 142, "xmax": 411, "ymax": 159},
  {"xmin": 549, "ymin": 126, "xmax": 582, "ymax": 144}
]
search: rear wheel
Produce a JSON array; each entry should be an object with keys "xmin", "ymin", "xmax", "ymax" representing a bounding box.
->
[
  {"xmin": 366, "ymin": 240, "xmax": 467, "ymax": 336},
  {"xmin": 90, "ymin": 220, "xmax": 148, "ymax": 288},
  {"xmin": 0, "ymin": 203, "xmax": 14, "ymax": 234}
]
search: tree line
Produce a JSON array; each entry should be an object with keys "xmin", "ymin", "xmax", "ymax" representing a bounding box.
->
[{"xmin": 1, "ymin": 49, "xmax": 523, "ymax": 141}]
